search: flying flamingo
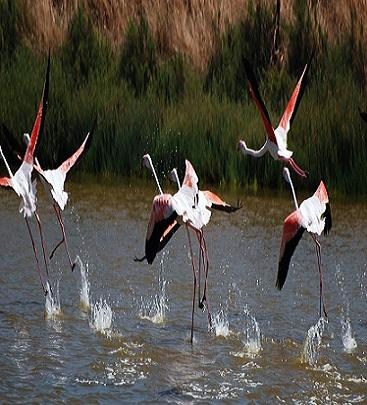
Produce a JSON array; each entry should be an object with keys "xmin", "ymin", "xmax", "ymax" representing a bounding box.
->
[
  {"xmin": 239, "ymin": 59, "xmax": 312, "ymax": 178},
  {"xmin": 136, "ymin": 155, "xmax": 213, "ymax": 342},
  {"xmin": 169, "ymin": 167, "xmax": 242, "ymax": 311},
  {"xmin": 277, "ymin": 168, "xmax": 332, "ymax": 317},
  {"xmin": 24, "ymin": 126, "xmax": 94, "ymax": 271},
  {"xmin": 0, "ymin": 54, "xmax": 51, "ymax": 295}
]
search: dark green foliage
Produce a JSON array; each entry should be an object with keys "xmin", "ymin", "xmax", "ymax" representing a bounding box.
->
[
  {"xmin": 62, "ymin": 7, "xmax": 109, "ymax": 85},
  {"xmin": 155, "ymin": 54, "xmax": 186, "ymax": 104},
  {"xmin": 118, "ymin": 17, "xmax": 157, "ymax": 96},
  {"xmin": 0, "ymin": 0, "xmax": 19, "ymax": 60},
  {"xmin": 205, "ymin": 1, "xmax": 274, "ymax": 101}
]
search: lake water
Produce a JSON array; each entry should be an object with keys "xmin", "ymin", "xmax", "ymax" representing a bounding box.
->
[{"xmin": 0, "ymin": 180, "xmax": 366, "ymax": 403}]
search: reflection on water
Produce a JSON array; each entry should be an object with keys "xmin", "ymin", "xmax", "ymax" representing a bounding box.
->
[{"xmin": 0, "ymin": 181, "xmax": 366, "ymax": 402}]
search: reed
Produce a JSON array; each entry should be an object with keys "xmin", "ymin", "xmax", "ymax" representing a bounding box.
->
[{"xmin": 0, "ymin": 3, "xmax": 366, "ymax": 196}]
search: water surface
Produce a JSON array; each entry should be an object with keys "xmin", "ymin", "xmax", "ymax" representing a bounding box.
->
[{"xmin": 0, "ymin": 181, "xmax": 366, "ymax": 403}]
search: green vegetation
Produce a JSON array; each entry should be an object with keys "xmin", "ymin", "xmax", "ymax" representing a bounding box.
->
[{"xmin": 0, "ymin": 2, "xmax": 366, "ymax": 196}]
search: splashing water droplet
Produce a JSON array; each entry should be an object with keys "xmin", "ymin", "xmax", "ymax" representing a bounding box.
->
[
  {"xmin": 139, "ymin": 252, "xmax": 169, "ymax": 324},
  {"xmin": 213, "ymin": 309, "xmax": 229, "ymax": 337},
  {"xmin": 341, "ymin": 317, "xmax": 357, "ymax": 352},
  {"xmin": 91, "ymin": 298, "xmax": 112, "ymax": 332},
  {"xmin": 335, "ymin": 265, "xmax": 357, "ymax": 352},
  {"xmin": 301, "ymin": 317, "xmax": 327, "ymax": 366},
  {"xmin": 242, "ymin": 306, "xmax": 261, "ymax": 355},
  {"xmin": 75, "ymin": 255, "xmax": 90, "ymax": 310},
  {"xmin": 45, "ymin": 281, "xmax": 61, "ymax": 320}
]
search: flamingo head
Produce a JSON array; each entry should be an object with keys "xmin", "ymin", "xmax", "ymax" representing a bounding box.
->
[
  {"xmin": 169, "ymin": 168, "xmax": 179, "ymax": 184},
  {"xmin": 23, "ymin": 133, "xmax": 30, "ymax": 146},
  {"xmin": 142, "ymin": 154, "xmax": 153, "ymax": 171},
  {"xmin": 283, "ymin": 167, "xmax": 292, "ymax": 184},
  {"xmin": 238, "ymin": 140, "xmax": 247, "ymax": 152}
]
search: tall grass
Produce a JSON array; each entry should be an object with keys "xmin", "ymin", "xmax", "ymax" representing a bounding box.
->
[{"xmin": 0, "ymin": 3, "xmax": 366, "ymax": 196}]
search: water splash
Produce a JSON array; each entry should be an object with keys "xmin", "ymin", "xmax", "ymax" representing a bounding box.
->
[
  {"xmin": 213, "ymin": 308, "xmax": 230, "ymax": 337},
  {"xmin": 242, "ymin": 306, "xmax": 261, "ymax": 355},
  {"xmin": 139, "ymin": 252, "xmax": 168, "ymax": 324},
  {"xmin": 341, "ymin": 318, "xmax": 357, "ymax": 352},
  {"xmin": 336, "ymin": 265, "xmax": 357, "ymax": 352},
  {"xmin": 139, "ymin": 279, "xmax": 168, "ymax": 324},
  {"xmin": 75, "ymin": 255, "xmax": 90, "ymax": 310},
  {"xmin": 301, "ymin": 317, "xmax": 327, "ymax": 366},
  {"xmin": 45, "ymin": 281, "xmax": 61, "ymax": 320},
  {"xmin": 90, "ymin": 298, "xmax": 112, "ymax": 333}
]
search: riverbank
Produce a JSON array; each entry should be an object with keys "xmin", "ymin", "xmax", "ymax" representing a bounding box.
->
[{"xmin": 0, "ymin": 1, "xmax": 366, "ymax": 195}]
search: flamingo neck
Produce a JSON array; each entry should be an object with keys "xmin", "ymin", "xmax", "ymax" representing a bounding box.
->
[
  {"xmin": 149, "ymin": 161, "xmax": 163, "ymax": 195},
  {"xmin": 172, "ymin": 168, "xmax": 181, "ymax": 189},
  {"xmin": 0, "ymin": 146, "xmax": 14, "ymax": 178},
  {"xmin": 287, "ymin": 175, "xmax": 299, "ymax": 209}
]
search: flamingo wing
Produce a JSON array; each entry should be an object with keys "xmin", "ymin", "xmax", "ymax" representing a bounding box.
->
[
  {"xmin": 278, "ymin": 62, "xmax": 311, "ymax": 137},
  {"xmin": 202, "ymin": 190, "xmax": 242, "ymax": 213},
  {"xmin": 0, "ymin": 176, "xmax": 12, "ymax": 188},
  {"xmin": 58, "ymin": 127, "xmax": 94, "ymax": 176},
  {"xmin": 24, "ymin": 52, "xmax": 50, "ymax": 165},
  {"xmin": 145, "ymin": 194, "xmax": 178, "ymax": 264},
  {"xmin": 244, "ymin": 59, "xmax": 277, "ymax": 145},
  {"xmin": 277, "ymin": 210, "xmax": 305, "ymax": 290},
  {"xmin": 313, "ymin": 181, "xmax": 332, "ymax": 235}
]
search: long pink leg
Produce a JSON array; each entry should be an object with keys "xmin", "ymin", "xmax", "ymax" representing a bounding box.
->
[
  {"xmin": 34, "ymin": 212, "xmax": 52, "ymax": 293},
  {"xmin": 288, "ymin": 157, "xmax": 307, "ymax": 178},
  {"xmin": 25, "ymin": 217, "xmax": 47, "ymax": 295},
  {"xmin": 200, "ymin": 233, "xmax": 212, "ymax": 328},
  {"xmin": 196, "ymin": 230, "xmax": 212, "ymax": 329},
  {"xmin": 51, "ymin": 204, "xmax": 75, "ymax": 271},
  {"xmin": 312, "ymin": 234, "xmax": 328, "ymax": 318},
  {"xmin": 185, "ymin": 225, "xmax": 197, "ymax": 344}
]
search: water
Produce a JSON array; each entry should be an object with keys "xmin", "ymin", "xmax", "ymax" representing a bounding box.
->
[
  {"xmin": 75, "ymin": 255, "xmax": 90, "ymax": 310},
  {"xmin": 0, "ymin": 181, "xmax": 366, "ymax": 403}
]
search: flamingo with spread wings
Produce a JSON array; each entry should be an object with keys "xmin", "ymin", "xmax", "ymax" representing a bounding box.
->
[
  {"xmin": 31, "ymin": 126, "xmax": 94, "ymax": 271},
  {"xmin": 136, "ymin": 156, "xmax": 215, "ymax": 342},
  {"xmin": 0, "ymin": 53, "xmax": 51, "ymax": 295},
  {"xmin": 277, "ymin": 168, "xmax": 332, "ymax": 317},
  {"xmin": 239, "ymin": 59, "xmax": 312, "ymax": 178}
]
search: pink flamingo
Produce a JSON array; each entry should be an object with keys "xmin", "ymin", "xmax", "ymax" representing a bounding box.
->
[
  {"xmin": 277, "ymin": 168, "xmax": 332, "ymax": 317},
  {"xmin": 0, "ymin": 54, "xmax": 51, "ymax": 294},
  {"xmin": 239, "ymin": 59, "xmax": 311, "ymax": 178}
]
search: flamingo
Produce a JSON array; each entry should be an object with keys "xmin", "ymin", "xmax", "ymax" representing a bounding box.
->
[
  {"xmin": 0, "ymin": 53, "xmax": 51, "ymax": 295},
  {"xmin": 136, "ymin": 155, "xmax": 213, "ymax": 342},
  {"xmin": 277, "ymin": 168, "xmax": 332, "ymax": 317},
  {"xmin": 169, "ymin": 167, "xmax": 242, "ymax": 311},
  {"xmin": 26, "ymin": 126, "xmax": 94, "ymax": 271},
  {"xmin": 238, "ymin": 59, "xmax": 312, "ymax": 178}
]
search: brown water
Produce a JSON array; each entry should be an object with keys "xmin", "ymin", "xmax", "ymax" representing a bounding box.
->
[{"xmin": 0, "ymin": 181, "xmax": 366, "ymax": 403}]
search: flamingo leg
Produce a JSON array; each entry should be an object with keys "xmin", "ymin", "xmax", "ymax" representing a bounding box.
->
[
  {"xmin": 196, "ymin": 230, "xmax": 212, "ymax": 329},
  {"xmin": 185, "ymin": 225, "xmax": 196, "ymax": 344},
  {"xmin": 24, "ymin": 217, "xmax": 47, "ymax": 295},
  {"xmin": 312, "ymin": 234, "xmax": 328, "ymax": 318},
  {"xmin": 34, "ymin": 211, "xmax": 53, "ymax": 295},
  {"xmin": 287, "ymin": 157, "xmax": 307, "ymax": 178},
  {"xmin": 51, "ymin": 203, "xmax": 75, "ymax": 271}
]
